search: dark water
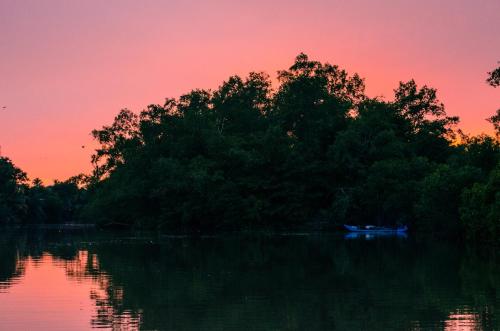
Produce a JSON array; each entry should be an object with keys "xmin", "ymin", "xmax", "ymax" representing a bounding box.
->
[{"xmin": 0, "ymin": 229, "xmax": 499, "ymax": 331}]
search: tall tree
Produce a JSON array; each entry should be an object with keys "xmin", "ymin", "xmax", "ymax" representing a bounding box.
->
[{"xmin": 0, "ymin": 157, "xmax": 28, "ymax": 223}]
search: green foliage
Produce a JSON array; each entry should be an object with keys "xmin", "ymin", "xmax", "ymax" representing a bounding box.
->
[
  {"xmin": 1, "ymin": 54, "xmax": 499, "ymax": 240},
  {"xmin": 0, "ymin": 163, "xmax": 87, "ymax": 225},
  {"xmin": 460, "ymin": 163, "xmax": 500, "ymax": 240},
  {"xmin": 24, "ymin": 176, "xmax": 87, "ymax": 224},
  {"xmin": 0, "ymin": 157, "xmax": 28, "ymax": 222},
  {"xmin": 83, "ymin": 54, "xmax": 482, "ymax": 233},
  {"xmin": 415, "ymin": 164, "xmax": 482, "ymax": 234}
]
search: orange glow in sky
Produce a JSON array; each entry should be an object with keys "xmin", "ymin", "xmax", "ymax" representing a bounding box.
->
[{"xmin": 0, "ymin": 0, "xmax": 499, "ymax": 182}]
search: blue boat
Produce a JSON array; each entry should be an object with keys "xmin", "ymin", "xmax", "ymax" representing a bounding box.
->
[
  {"xmin": 344, "ymin": 224, "xmax": 408, "ymax": 233},
  {"xmin": 344, "ymin": 232, "xmax": 408, "ymax": 240}
]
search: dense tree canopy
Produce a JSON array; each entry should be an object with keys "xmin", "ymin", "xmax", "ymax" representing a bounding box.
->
[
  {"xmin": 78, "ymin": 54, "xmax": 499, "ymax": 237},
  {"xmin": 1, "ymin": 54, "xmax": 499, "ymax": 240},
  {"xmin": 0, "ymin": 161, "xmax": 85, "ymax": 225}
]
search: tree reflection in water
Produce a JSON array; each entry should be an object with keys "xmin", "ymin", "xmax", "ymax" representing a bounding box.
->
[
  {"xmin": 0, "ymin": 230, "xmax": 141, "ymax": 330},
  {"xmin": 0, "ymin": 229, "xmax": 499, "ymax": 330}
]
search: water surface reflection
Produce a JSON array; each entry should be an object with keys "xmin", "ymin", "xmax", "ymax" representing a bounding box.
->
[{"xmin": 0, "ymin": 229, "xmax": 498, "ymax": 330}]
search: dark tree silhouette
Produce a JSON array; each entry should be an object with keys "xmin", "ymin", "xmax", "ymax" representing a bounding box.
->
[
  {"xmin": 78, "ymin": 54, "xmax": 499, "ymax": 238},
  {"xmin": 487, "ymin": 65, "xmax": 500, "ymax": 87},
  {"xmin": 1, "ymin": 55, "xmax": 498, "ymax": 240}
]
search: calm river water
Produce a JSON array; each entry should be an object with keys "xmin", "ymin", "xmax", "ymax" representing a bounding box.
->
[{"xmin": 0, "ymin": 228, "xmax": 499, "ymax": 330}]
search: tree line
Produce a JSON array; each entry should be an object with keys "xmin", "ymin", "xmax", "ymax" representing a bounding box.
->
[{"xmin": 1, "ymin": 54, "xmax": 499, "ymax": 238}]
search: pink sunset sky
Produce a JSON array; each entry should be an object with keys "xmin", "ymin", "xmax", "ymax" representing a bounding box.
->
[{"xmin": 0, "ymin": 0, "xmax": 499, "ymax": 182}]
